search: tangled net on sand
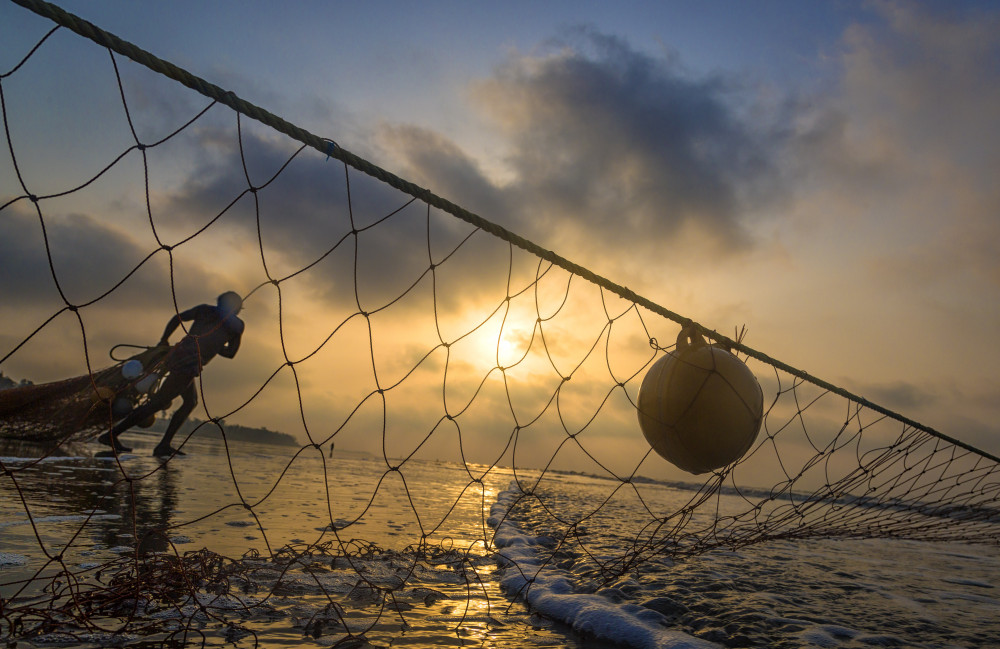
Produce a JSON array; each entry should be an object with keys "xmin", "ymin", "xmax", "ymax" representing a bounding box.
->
[{"xmin": 4, "ymin": 540, "xmax": 513, "ymax": 647}]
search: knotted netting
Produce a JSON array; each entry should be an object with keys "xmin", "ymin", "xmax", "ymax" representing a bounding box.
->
[{"xmin": 2, "ymin": 2, "xmax": 999, "ymax": 648}]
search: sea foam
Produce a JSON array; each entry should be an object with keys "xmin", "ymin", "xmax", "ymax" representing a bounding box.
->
[{"xmin": 488, "ymin": 482, "xmax": 719, "ymax": 649}]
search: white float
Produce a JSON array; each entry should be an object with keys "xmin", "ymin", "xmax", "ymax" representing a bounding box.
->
[
  {"xmin": 121, "ymin": 359, "xmax": 143, "ymax": 380},
  {"xmin": 135, "ymin": 373, "xmax": 159, "ymax": 393},
  {"xmin": 637, "ymin": 327, "xmax": 764, "ymax": 474}
]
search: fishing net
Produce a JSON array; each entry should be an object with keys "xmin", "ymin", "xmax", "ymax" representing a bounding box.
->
[
  {"xmin": 2, "ymin": 2, "xmax": 998, "ymax": 647},
  {"xmin": 0, "ymin": 346, "xmax": 168, "ymax": 444}
]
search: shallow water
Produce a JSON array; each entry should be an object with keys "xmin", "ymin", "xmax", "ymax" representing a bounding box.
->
[
  {"xmin": 0, "ymin": 433, "xmax": 602, "ymax": 648},
  {"xmin": 2, "ymin": 433, "xmax": 998, "ymax": 648},
  {"xmin": 490, "ymin": 475, "xmax": 1000, "ymax": 648}
]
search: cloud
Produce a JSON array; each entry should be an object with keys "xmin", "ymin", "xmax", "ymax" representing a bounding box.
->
[
  {"xmin": 0, "ymin": 192, "xmax": 267, "ymax": 378},
  {"xmin": 769, "ymin": 3, "xmax": 1000, "ymax": 460},
  {"xmin": 801, "ymin": 1, "xmax": 1000, "ymax": 288},
  {"xmin": 373, "ymin": 10, "xmax": 1000, "ymax": 313},
  {"xmin": 156, "ymin": 123, "xmax": 539, "ymax": 322},
  {"xmin": 858, "ymin": 380, "xmax": 939, "ymax": 412},
  {"xmin": 161, "ymin": 127, "xmax": 428, "ymax": 303},
  {"xmin": 376, "ymin": 124, "xmax": 511, "ymax": 231},
  {"xmin": 0, "ymin": 204, "xmax": 164, "ymax": 308},
  {"xmin": 383, "ymin": 30, "xmax": 789, "ymax": 267}
]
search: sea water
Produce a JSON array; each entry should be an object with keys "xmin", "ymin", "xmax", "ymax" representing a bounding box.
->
[{"xmin": 2, "ymin": 432, "xmax": 998, "ymax": 648}]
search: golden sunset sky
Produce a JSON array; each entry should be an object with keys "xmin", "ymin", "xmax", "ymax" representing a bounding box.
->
[{"xmin": 2, "ymin": 1, "xmax": 998, "ymax": 482}]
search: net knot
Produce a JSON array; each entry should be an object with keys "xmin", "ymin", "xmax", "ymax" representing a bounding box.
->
[{"xmin": 323, "ymin": 138, "xmax": 339, "ymax": 161}]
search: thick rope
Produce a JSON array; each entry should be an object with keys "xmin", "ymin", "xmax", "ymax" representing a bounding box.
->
[{"xmin": 7, "ymin": 0, "xmax": 998, "ymax": 465}]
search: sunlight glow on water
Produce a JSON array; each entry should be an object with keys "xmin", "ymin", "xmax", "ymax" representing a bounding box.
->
[{"xmin": 2, "ymin": 433, "xmax": 999, "ymax": 648}]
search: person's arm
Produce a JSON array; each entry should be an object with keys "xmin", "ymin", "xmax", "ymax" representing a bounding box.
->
[
  {"xmin": 158, "ymin": 307, "xmax": 199, "ymax": 345},
  {"xmin": 219, "ymin": 319, "xmax": 244, "ymax": 359}
]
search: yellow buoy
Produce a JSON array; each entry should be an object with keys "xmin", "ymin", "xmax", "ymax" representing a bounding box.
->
[
  {"xmin": 89, "ymin": 386, "xmax": 115, "ymax": 405},
  {"xmin": 86, "ymin": 386, "xmax": 117, "ymax": 421},
  {"xmin": 637, "ymin": 327, "xmax": 764, "ymax": 474}
]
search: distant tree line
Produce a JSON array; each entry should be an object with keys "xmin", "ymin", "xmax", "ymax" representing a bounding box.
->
[{"xmin": 146, "ymin": 416, "xmax": 298, "ymax": 447}]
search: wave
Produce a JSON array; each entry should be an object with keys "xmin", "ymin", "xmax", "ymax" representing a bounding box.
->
[{"xmin": 488, "ymin": 482, "xmax": 718, "ymax": 649}]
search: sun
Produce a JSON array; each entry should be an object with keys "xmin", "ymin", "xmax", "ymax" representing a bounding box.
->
[{"xmin": 495, "ymin": 323, "xmax": 534, "ymax": 369}]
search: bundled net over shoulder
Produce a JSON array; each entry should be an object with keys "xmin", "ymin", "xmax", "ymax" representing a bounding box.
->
[{"xmin": 1, "ymin": 2, "xmax": 998, "ymax": 647}]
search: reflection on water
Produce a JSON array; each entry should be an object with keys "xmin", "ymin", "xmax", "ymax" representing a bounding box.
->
[
  {"xmin": 0, "ymin": 433, "xmax": 601, "ymax": 648},
  {"xmin": 0, "ymin": 432, "xmax": 523, "ymax": 568},
  {"xmin": 3, "ymin": 434, "xmax": 999, "ymax": 649},
  {"xmin": 2, "ymin": 439, "xmax": 193, "ymax": 563}
]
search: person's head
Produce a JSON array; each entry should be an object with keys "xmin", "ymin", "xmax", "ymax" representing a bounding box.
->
[{"xmin": 217, "ymin": 291, "xmax": 243, "ymax": 316}]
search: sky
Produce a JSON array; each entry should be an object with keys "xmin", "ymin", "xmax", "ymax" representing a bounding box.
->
[{"xmin": 1, "ymin": 0, "xmax": 999, "ymax": 480}]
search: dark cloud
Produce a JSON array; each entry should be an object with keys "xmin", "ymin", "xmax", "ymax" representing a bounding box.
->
[
  {"xmin": 377, "ymin": 125, "xmax": 511, "ymax": 228},
  {"xmin": 0, "ymin": 202, "xmax": 229, "ymax": 381},
  {"xmin": 859, "ymin": 380, "xmax": 939, "ymax": 412},
  {"xmin": 162, "ymin": 126, "xmax": 421, "ymax": 302},
  {"xmin": 385, "ymin": 30, "xmax": 787, "ymax": 262},
  {"xmin": 92, "ymin": 30, "xmax": 795, "ymax": 324},
  {"xmin": 162, "ymin": 126, "xmax": 523, "ymax": 315},
  {"xmin": 0, "ymin": 204, "xmax": 165, "ymax": 307}
]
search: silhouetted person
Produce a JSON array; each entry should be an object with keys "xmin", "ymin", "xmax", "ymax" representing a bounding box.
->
[{"xmin": 98, "ymin": 292, "xmax": 244, "ymax": 457}]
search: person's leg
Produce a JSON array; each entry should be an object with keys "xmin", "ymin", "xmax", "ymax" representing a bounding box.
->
[
  {"xmin": 97, "ymin": 409, "xmax": 144, "ymax": 452},
  {"xmin": 97, "ymin": 376, "xmax": 180, "ymax": 452},
  {"xmin": 153, "ymin": 378, "xmax": 197, "ymax": 456}
]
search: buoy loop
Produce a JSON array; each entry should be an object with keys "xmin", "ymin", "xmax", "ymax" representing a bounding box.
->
[{"xmin": 675, "ymin": 324, "xmax": 707, "ymax": 352}]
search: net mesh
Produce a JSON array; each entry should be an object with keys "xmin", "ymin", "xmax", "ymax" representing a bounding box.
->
[{"xmin": 2, "ymin": 4, "xmax": 999, "ymax": 648}]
